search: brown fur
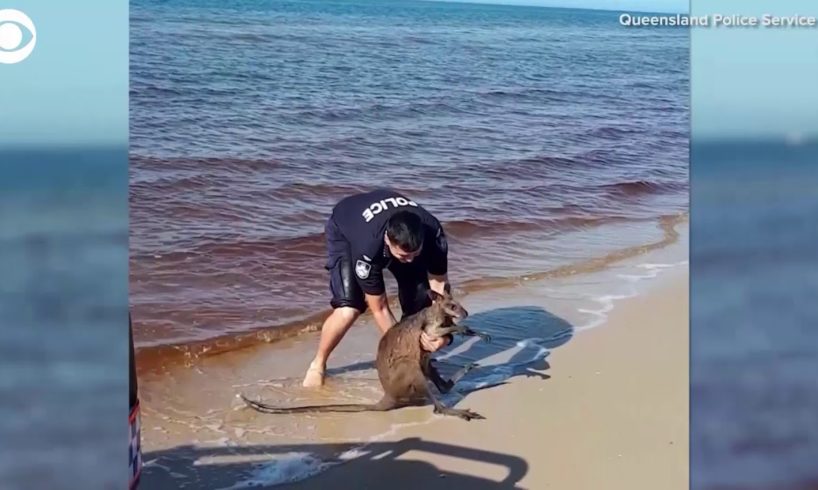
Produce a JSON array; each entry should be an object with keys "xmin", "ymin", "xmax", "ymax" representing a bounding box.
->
[{"xmin": 241, "ymin": 289, "xmax": 491, "ymax": 421}]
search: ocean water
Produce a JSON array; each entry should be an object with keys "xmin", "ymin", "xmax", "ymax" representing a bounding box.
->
[
  {"xmin": 129, "ymin": 0, "xmax": 689, "ymax": 357},
  {"xmin": 0, "ymin": 148, "xmax": 129, "ymax": 489},
  {"xmin": 691, "ymin": 141, "xmax": 818, "ymax": 490}
]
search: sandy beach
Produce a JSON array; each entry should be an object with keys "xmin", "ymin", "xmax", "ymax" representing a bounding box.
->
[
  {"xmin": 281, "ymin": 271, "xmax": 689, "ymax": 490},
  {"xmin": 137, "ymin": 229, "xmax": 689, "ymax": 490}
]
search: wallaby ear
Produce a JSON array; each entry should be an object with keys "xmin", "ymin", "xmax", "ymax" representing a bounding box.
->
[{"xmin": 427, "ymin": 289, "xmax": 444, "ymax": 303}]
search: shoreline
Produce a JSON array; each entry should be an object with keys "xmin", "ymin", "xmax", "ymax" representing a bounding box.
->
[
  {"xmin": 281, "ymin": 269, "xmax": 689, "ymax": 489},
  {"xmin": 137, "ymin": 232, "xmax": 689, "ymax": 489},
  {"xmin": 133, "ymin": 213, "xmax": 688, "ymax": 375}
]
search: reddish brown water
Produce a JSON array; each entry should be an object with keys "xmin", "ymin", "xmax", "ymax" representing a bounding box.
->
[
  {"xmin": 129, "ymin": 0, "xmax": 689, "ymax": 362},
  {"xmin": 129, "ymin": 149, "xmax": 687, "ymax": 365}
]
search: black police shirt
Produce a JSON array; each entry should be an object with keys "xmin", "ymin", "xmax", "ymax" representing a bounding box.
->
[{"xmin": 330, "ymin": 188, "xmax": 448, "ymax": 296}]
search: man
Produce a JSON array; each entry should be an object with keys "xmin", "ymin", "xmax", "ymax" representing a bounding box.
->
[{"xmin": 302, "ymin": 188, "xmax": 454, "ymax": 387}]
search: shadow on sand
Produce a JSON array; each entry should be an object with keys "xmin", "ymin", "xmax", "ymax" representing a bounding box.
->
[
  {"xmin": 141, "ymin": 306, "xmax": 573, "ymax": 489},
  {"xmin": 141, "ymin": 437, "xmax": 529, "ymax": 489},
  {"xmin": 327, "ymin": 305, "xmax": 573, "ymax": 386}
]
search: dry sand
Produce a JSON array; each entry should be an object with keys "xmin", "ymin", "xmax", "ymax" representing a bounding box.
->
[{"xmin": 280, "ymin": 271, "xmax": 689, "ymax": 490}]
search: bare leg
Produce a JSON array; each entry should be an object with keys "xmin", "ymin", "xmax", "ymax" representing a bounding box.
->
[
  {"xmin": 425, "ymin": 380, "xmax": 485, "ymax": 421},
  {"xmin": 303, "ymin": 307, "xmax": 360, "ymax": 387}
]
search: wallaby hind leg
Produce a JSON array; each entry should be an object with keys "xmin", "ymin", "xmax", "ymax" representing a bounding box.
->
[
  {"xmin": 426, "ymin": 359, "xmax": 478, "ymax": 394},
  {"xmin": 449, "ymin": 362, "xmax": 478, "ymax": 386},
  {"xmin": 424, "ymin": 380, "xmax": 485, "ymax": 421}
]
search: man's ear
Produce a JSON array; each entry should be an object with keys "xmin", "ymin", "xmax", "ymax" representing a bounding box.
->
[{"xmin": 427, "ymin": 289, "xmax": 444, "ymax": 303}]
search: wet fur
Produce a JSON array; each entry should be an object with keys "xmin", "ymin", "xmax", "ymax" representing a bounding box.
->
[{"xmin": 241, "ymin": 290, "xmax": 491, "ymax": 421}]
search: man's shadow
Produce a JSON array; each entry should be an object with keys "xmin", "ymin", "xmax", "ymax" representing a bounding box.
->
[
  {"xmin": 327, "ymin": 306, "xmax": 574, "ymax": 400},
  {"xmin": 141, "ymin": 437, "xmax": 529, "ymax": 489}
]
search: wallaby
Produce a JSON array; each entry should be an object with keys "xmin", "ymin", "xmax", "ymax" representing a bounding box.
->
[{"xmin": 241, "ymin": 288, "xmax": 491, "ymax": 421}]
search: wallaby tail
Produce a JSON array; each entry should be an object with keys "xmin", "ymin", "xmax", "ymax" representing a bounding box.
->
[{"xmin": 240, "ymin": 394, "xmax": 379, "ymax": 414}]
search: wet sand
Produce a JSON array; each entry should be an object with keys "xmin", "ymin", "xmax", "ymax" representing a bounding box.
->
[{"xmin": 283, "ymin": 272, "xmax": 689, "ymax": 490}]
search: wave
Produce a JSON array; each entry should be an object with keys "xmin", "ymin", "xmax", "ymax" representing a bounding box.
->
[
  {"xmin": 130, "ymin": 213, "xmax": 645, "ymax": 266},
  {"xmin": 271, "ymin": 183, "xmax": 435, "ymax": 202},
  {"xmin": 130, "ymin": 232, "xmax": 326, "ymax": 265},
  {"xmin": 470, "ymin": 150, "xmax": 617, "ymax": 178},
  {"xmin": 287, "ymin": 98, "xmax": 484, "ymax": 124},
  {"xmin": 442, "ymin": 215, "xmax": 632, "ymax": 238},
  {"xmin": 460, "ymin": 213, "xmax": 687, "ymax": 292},
  {"xmin": 130, "ymin": 159, "xmax": 435, "ymax": 201},
  {"xmin": 588, "ymin": 126, "xmax": 643, "ymax": 139},
  {"xmin": 478, "ymin": 87, "xmax": 574, "ymax": 102},
  {"xmin": 600, "ymin": 180, "xmax": 688, "ymax": 197},
  {"xmin": 130, "ymin": 154, "xmax": 282, "ymax": 176}
]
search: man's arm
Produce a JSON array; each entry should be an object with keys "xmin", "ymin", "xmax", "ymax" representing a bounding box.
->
[
  {"xmin": 351, "ymin": 247, "xmax": 394, "ymax": 335},
  {"xmin": 365, "ymin": 293, "xmax": 398, "ymax": 336},
  {"xmin": 428, "ymin": 273, "xmax": 449, "ymax": 296}
]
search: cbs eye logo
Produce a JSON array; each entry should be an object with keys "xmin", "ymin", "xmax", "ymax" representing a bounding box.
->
[{"xmin": 0, "ymin": 9, "xmax": 36, "ymax": 64}]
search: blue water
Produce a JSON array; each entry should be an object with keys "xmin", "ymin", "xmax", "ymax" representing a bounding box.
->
[
  {"xmin": 0, "ymin": 148, "xmax": 128, "ymax": 489},
  {"xmin": 691, "ymin": 140, "xmax": 818, "ymax": 490},
  {"xmin": 131, "ymin": 0, "xmax": 688, "ymax": 160}
]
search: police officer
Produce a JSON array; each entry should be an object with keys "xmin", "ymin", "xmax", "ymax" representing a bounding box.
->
[{"xmin": 303, "ymin": 188, "xmax": 453, "ymax": 387}]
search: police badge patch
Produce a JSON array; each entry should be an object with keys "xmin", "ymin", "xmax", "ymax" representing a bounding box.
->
[{"xmin": 355, "ymin": 259, "xmax": 371, "ymax": 279}]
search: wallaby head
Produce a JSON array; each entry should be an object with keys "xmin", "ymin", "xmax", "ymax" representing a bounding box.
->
[{"xmin": 423, "ymin": 288, "xmax": 469, "ymax": 337}]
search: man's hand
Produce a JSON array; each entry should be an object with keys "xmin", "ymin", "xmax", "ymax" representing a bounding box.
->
[
  {"xmin": 428, "ymin": 274, "xmax": 449, "ymax": 297},
  {"xmin": 421, "ymin": 331, "xmax": 452, "ymax": 352}
]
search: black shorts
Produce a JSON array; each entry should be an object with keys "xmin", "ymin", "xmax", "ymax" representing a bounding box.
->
[{"xmin": 325, "ymin": 217, "xmax": 432, "ymax": 318}]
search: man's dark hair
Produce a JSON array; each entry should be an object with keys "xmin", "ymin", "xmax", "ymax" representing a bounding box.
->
[{"xmin": 386, "ymin": 211, "xmax": 425, "ymax": 252}]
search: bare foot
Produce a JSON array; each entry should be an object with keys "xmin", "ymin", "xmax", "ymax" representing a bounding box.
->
[{"xmin": 302, "ymin": 361, "xmax": 325, "ymax": 388}]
